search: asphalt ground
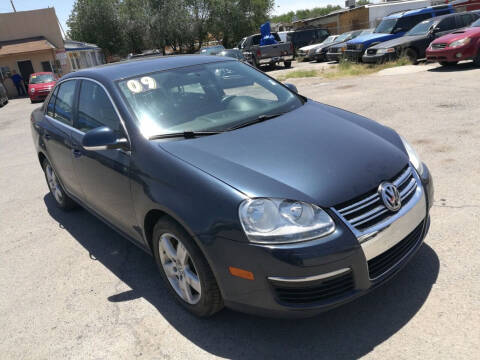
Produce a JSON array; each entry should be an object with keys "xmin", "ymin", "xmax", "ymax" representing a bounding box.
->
[{"xmin": 1, "ymin": 61, "xmax": 479, "ymax": 359}]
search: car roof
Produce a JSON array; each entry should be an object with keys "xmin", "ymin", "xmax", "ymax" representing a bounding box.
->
[
  {"xmin": 62, "ymin": 55, "xmax": 235, "ymax": 83},
  {"xmin": 385, "ymin": 5, "xmax": 451, "ymax": 19},
  {"xmin": 30, "ymin": 72, "xmax": 54, "ymax": 76}
]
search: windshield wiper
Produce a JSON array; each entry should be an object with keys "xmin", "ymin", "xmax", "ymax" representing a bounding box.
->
[
  {"xmin": 149, "ymin": 131, "xmax": 223, "ymax": 140},
  {"xmin": 226, "ymin": 112, "xmax": 286, "ymax": 131}
]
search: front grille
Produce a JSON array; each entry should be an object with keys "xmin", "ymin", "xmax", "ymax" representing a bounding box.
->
[
  {"xmin": 368, "ymin": 220, "xmax": 424, "ymax": 279},
  {"xmin": 367, "ymin": 48, "xmax": 377, "ymax": 55},
  {"xmin": 272, "ymin": 270, "xmax": 354, "ymax": 305},
  {"xmin": 330, "ymin": 47, "xmax": 340, "ymax": 53},
  {"xmin": 432, "ymin": 43, "xmax": 447, "ymax": 49},
  {"xmin": 334, "ymin": 165, "xmax": 418, "ymax": 233},
  {"xmin": 347, "ymin": 44, "xmax": 357, "ymax": 50}
]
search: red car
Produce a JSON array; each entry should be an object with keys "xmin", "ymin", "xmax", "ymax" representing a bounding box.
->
[
  {"xmin": 426, "ymin": 17, "xmax": 480, "ymax": 66},
  {"xmin": 28, "ymin": 72, "xmax": 57, "ymax": 103}
]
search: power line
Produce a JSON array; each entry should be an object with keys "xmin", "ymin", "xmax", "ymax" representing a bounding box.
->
[{"xmin": 10, "ymin": 0, "xmax": 16, "ymax": 12}]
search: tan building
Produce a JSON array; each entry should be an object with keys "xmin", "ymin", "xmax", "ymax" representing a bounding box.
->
[{"xmin": 0, "ymin": 7, "xmax": 105, "ymax": 98}]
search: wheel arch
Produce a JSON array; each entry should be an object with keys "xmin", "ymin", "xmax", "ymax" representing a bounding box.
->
[{"xmin": 38, "ymin": 151, "xmax": 47, "ymax": 167}]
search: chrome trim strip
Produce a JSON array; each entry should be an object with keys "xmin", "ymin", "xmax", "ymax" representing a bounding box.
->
[
  {"xmin": 349, "ymin": 205, "xmax": 386, "ymax": 225},
  {"xmin": 268, "ymin": 268, "xmax": 350, "ymax": 283},
  {"xmin": 340, "ymin": 196, "xmax": 380, "ymax": 216},
  {"xmin": 351, "ymin": 208, "xmax": 389, "ymax": 227},
  {"xmin": 339, "ymin": 192, "xmax": 379, "ymax": 214},
  {"xmin": 45, "ymin": 114, "xmax": 85, "ymax": 136},
  {"xmin": 394, "ymin": 167, "xmax": 412, "ymax": 187}
]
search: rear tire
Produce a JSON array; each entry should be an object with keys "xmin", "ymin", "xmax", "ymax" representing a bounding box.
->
[
  {"xmin": 439, "ymin": 61, "xmax": 458, "ymax": 66},
  {"xmin": 473, "ymin": 50, "xmax": 480, "ymax": 67},
  {"xmin": 284, "ymin": 61, "xmax": 292, "ymax": 68},
  {"xmin": 405, "ymin": 48, "xmax": 418, "ymax": 64},
  {"xmin": 153, "ymin": 218, "xmax": 223, "ymax": 317},
  {"xmin": 42, "ymin": 159, "xmax": 77, "ymax": 210}
]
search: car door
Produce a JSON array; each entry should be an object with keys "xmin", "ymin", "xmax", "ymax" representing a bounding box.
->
[
  {"xmin": 69, "ymin": 79, "xmax": 138, "ymax": 240},
  {"xmin": 43, "ymin": 80, "xmax": 84, "ymax": 199}
]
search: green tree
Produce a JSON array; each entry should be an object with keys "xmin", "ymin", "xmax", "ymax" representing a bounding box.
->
[
  {"xmin": 67, "ymin": 0, "xmax": 123, "ymax": 56},
  {"xmin": 356, "ymin": 0, "xmax": 371, "ymax": 6},
  {"xmin": 270, "ymin": 5, "xmax": 341, "ymax": 24}
]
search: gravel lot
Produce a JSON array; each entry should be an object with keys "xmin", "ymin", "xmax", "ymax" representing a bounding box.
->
[{"xmin": 1, "ymin": 61, "xmax": 479, "ymax": 359}]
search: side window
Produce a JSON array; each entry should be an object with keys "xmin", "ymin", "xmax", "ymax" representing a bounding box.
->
[
  {"xmin": 437, "ymin": 17, "xmax": 457, "ymax": 31},
  {"xmin": 435, "ymin": 10, "xmax": 452, "ymax": 16},
  {"xmin": 46, "ymin": 86, "xmax": 59, "ymax": 117},
  {"xmin": 459, "ymin": 14, "xmax": 474, "ymax": 27},
  {"xmin": 53, "ymin": 80, "xmax": 76, "ymax": 125},
  {"xmin": 76, "ymin": 80, "xmax": 120, "ymax": 133},
  {"xmin": 398, "ymin": 13, "xmax": 432, "ymax": 31}
]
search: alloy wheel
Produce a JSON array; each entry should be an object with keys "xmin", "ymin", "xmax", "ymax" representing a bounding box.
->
[
  {"xmin": 45, "ymin": 164, "xmax": 63, "ymax": 203},
  {"xmin": 158, "ymin": 233, "xmax": 202, "ymax": 304}
]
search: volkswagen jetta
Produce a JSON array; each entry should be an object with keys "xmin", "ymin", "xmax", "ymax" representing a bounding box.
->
[{"xmin": 31, "ymin": 56, "xmax": 433, "ymax": 318}]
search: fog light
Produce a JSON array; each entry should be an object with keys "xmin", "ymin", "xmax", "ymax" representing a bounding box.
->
[{"xmin": 456, "ymin": 53, "xmax": 462, "ymax": 58}]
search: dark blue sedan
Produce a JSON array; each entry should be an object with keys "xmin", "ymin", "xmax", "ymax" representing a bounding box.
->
[{"xmin": 31, "ymin": 55, "xmax": 434, "ymax": 318}]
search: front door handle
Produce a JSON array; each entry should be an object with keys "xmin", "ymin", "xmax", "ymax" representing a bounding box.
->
[{"xmin": 72, "ymin": 149, "xmax": 82, "ymax": 158}]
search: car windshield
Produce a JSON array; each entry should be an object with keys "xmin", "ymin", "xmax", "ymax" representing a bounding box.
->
[
  {"xmin": 374, "ymin": 18, "xmax": 397, "ymax": 33},
  {"xmin": 118, "ymin": 61, "xmax": 303, "ymax": 137},
  {"xmin": 335, "ymin": 32, "xmax": 353, "ymax": 42},
  {"xmin": 472, "ymin": 18, "xmax": 480, "ymax": 27},
  {"xmin": 322, "ymin": 36, "xmax": 337, "ymax": 44},
  {"xmin": 218, "ymin": 50, "xmax": 242, "ymax": 59},
  {"xmin": 407, "ymin": 19, "xmax": 435, "ymax": 35},
  {"xmin": 360, "ymin": 29, "xmax": 374, "ymax": 35},
  {"xmin": 30, "ymin": 74, "xmax": 54, "ymax": 84}
]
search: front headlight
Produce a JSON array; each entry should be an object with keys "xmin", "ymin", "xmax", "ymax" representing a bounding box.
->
[
  {"xmin": 315, "ymin": 47, "xmax": 323, "ymax": 54},
  {"xmin": 239, "ymin": 198, "xmax": 335, "ymax": 244},
  {"xmin": 449, "ymin": 37, "xmax": 470, "ymax": 48},
  {"xmin": 377, "ymin": 47, "xmax": 395, "ymax": 54},
  {"xmin": 400, "ymin": 136, "xmax": 424, "ymax": 176}
]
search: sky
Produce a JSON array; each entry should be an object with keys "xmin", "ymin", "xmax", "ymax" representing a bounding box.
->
[{"xmin": 0, "ymin": 0, "xmax": 347, "ymax": 32}]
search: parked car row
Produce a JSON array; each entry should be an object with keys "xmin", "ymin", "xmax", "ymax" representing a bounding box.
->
[
  {"xmin": 294, "ymin": 5, "xmax": 480, "ymax": 69},
  {"xmin": 0, "ymin": 81, "xmax": 8, "ymax": 108}
]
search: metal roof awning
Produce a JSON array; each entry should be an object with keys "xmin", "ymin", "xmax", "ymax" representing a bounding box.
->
[{"xmin": 0, "ymin": 37, "xmax": 56, "ymax": 57}]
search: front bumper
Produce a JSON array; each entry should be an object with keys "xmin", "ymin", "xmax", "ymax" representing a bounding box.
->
[
  {"xmin": 326, "ymin": 52, "xmax": 342, "ymax": 62},
  {"xmin": 426, "ymin": 45, "xmax": 476, "ymax": 63},
  {"xmin": 362, "ymin": 52, "xmax": 395, "ymax": 64},
  {"xmin": 202, "ymin": 164, "xmax": 434, "ymax": 318},
  {"xmin": 344, "ymin": 49, "xmax": 364, "ymax": 62}
]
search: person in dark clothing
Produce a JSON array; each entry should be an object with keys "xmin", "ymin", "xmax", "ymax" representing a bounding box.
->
[{"xmin": 11, "ymin": 70, "xmax": 26, "ymax": 96}]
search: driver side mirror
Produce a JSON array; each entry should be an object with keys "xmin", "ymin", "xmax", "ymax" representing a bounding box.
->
[
  {"xmin": 284, "ymin": 83, "xmax": 298, "ymax": 93},
  {"xmin": 82, "ymin": 126, "xmax": 129, "ymax": 151}
]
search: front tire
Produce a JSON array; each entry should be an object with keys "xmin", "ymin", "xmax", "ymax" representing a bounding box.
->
[
  {"xmin": 404, "ymin": 48, "xmax": 418, "ymax": 64},
  {"xmin": 473, "ymin": 49, "xmax": 480, "ymax": 67},
  {"xmin": 153, "ymin": 218, "xmax": 223, "ymax": 317},
  {"xmin": 284, "ymin": 61, "xmax": 292, "ymax": 68},
  {"xmin": 42, "ymin": 159, "xmax": 77, "ymax": 210}
]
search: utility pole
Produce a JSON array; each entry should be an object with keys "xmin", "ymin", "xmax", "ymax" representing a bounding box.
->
[{"xmin": 10, "ymin": 0, "xmax": 17, "ymax": 12}]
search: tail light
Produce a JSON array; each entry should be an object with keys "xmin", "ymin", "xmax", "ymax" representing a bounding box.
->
[
  {"xmin": 290, "ymin": 42, "xmax": 293, "ymax": 52},
  {"xmin": 256, "ymin": 49, "xmax": 261, "ymax": 58}
]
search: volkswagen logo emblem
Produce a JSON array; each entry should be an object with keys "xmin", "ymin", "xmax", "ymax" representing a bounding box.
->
[{"xmin": 378, "ymin": 182, "xmax": 401, "ymax": 212}]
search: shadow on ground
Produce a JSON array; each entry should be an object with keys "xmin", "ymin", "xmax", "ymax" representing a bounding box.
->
[
  {"xmin": 427, "ymin": 61, "xmax": 477, "ymax": 72},
  {"xmin": 44, "ymin": 194, "xmax": 439, "ymax": 360}
]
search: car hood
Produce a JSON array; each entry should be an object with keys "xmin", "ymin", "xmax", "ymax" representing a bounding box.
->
[
  {"xmin": 329, "ymin": 41, "xmax": 348, "ymax": 49},
  {"xmin": 370, "ymin": 34, "xmax": 427, "ymax": 49},
  {"xmin": 431, "ymin": 27, "xmax": 480, "ymax": 44},
  {"xmin": 348, "ymin": 33, "xmax": 394, "ymax": 45},
  {"xmin": 159, "ymin": 101, "xmax": 409, "ymax": 207},
  {"xmin": 299, "ymin": 43, "xmax": 322, "ymax": 51}
]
